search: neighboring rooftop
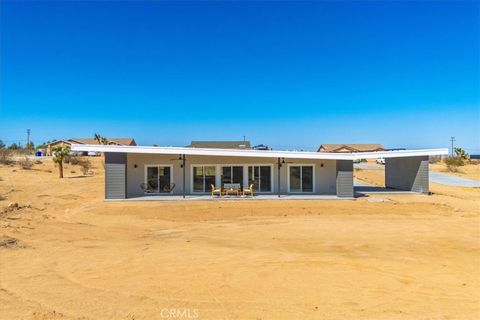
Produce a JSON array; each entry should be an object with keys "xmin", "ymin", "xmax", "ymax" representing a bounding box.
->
[
  {"xmin": 188, "ymin": 141, "xmax": 251, "ymax": 149},
  {"xmin": 318, "ymin": 144, "xmax": 384, "ymax": 153},
  {"xmin": 69, "ymin": 138, "xmax": 137, "ymax": 146},
  {"xmin": 48, "ymin": 138, "xmax": 136, "ymax": 146}
]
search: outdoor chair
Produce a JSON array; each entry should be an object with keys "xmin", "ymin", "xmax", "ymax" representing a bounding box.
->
[
  {"xmin": 140, "ymin": 183, "xmax": 155, "ymax": 193},
  {"xmin": 210, "ymin": 184, "xmax": 222, "ymax": 198},
  {"xmin": 162, "ymin": 183, "xmax": 176, "ymax": 193},
  {"xmin": 243, "ymin": 184, "xmax": 254, "ymax": 198}
]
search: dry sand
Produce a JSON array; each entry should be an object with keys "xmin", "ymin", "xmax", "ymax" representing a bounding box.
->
[{"xmin": 1, "ymin": 158, "xmax": 479, "ymax": 319}]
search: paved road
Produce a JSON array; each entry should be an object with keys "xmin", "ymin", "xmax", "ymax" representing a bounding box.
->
[
  {"xmin": 429, "ymin": 172, "xmax": 480, "ymax": 187},
  {"xmin": 355, "ymin": 163, "xmax": 480, "ymax": 188}
]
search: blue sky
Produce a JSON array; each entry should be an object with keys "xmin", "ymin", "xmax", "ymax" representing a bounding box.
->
[{"xmin": 1, "ymin": 1, "xmax": 478, "ymax": 152}]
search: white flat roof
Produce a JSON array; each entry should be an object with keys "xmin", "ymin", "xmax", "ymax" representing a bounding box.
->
[{"xmin": 71, "ymin": 144, "xmax": 448, "ymax": 160}]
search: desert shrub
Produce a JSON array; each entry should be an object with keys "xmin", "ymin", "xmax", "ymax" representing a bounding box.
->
[
  {"xmin": 76, "ymin": 158, "xmax": 92, "ymax": 175},
  {"xmin": 0, "ymin": 149, "xmax": 13, "ymax": 165},
  {"xmin": 446, "ymin": 165, "xmax": 459, "ymax": 172},
  {"xmin": 444, "ymin": 156, "xmax": 465, "ymax": 167},
  {"xmin": 68, "ymin": 156, "xmax": 80, "ymax": 165},
  {"xmin": 35, "ymin": 160, "xmax": 42, "ymax": 165},
  {"xmin": 18, "ymin": 157, "xmax": 33, "ymax": 170},
  {"xmin": 70, "ymin": 170, "xmax": 76, "ymax": 174}
]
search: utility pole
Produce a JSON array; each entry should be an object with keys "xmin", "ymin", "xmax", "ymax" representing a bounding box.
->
[
  {"xmin": 26, "ymin": 129, "xmax": 31, "ymax": 150},
  {"xmin": 450, "ymin": 137, "xmax": 456, "ymax": 157}
]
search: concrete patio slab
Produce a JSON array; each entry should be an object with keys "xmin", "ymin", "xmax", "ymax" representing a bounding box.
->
[{"xmin": 113, "ymin": 194, "xmax": 351, "ymax": 201}]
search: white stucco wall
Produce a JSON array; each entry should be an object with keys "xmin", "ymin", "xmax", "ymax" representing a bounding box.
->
[{"xmin": 126, "ymin": 154, "xmax": 337, "ymax": 198}]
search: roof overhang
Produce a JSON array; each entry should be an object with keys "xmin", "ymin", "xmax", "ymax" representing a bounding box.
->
[{"xmin": 71, "ymin": 144, "xmax": 448, "ymax": 161}]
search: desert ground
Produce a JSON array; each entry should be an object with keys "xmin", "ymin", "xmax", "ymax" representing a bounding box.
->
[{"xmin": 0, "ymin": 157, "xmax": 479, "ymax": 320}]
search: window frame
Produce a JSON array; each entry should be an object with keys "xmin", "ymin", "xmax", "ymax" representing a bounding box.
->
[
  {"xmin": 144, "ymin": 164, "xmax": 174, "ymax": 194},
  {"xmin": 287, "ymin": 164, "xmax": 316, "ymax": 193}
]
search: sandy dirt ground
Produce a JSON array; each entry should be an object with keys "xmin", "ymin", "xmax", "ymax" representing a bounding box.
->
[{"xmin": 1, "ymin": 158, "xmax": 479, "ymax": 320}]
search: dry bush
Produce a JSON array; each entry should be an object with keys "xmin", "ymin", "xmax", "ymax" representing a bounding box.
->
[
  {"xmin": 67, "ymin": 156, "xmax": 79, "ymax": 165},
  {"xmin": 446, "ymin": 165, "xmax": 459, "ymax": 173},
  {"xmin": 18, "ymin": 157, "xmax": 34, "ymax": 170},
  {"xmin": 444, "ymin": 156, "xmax": 465, "ymax": 167},
  {"xmin": 0, "ymin": 149, "xmax": 14, "ymax": 165},
  {"xmin": 76, "ymin": 158, "xmax": 92, "ymax": 175}
]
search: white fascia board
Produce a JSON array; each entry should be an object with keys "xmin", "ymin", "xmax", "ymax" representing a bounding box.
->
[
  {"xmin": 71, "ymin": 144, "xmax": 448, "ymax": 161},
  {"xmin": 71, "ymin": 144, "xmax": 354, "ymax": 160},
  {"xmin": 351, "ymin": 148, "xmax": 448, "ymax": 159}
]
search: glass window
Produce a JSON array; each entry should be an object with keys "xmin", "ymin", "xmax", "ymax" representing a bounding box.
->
[
  {"xmin": 289, "ymin": 166, "xmax": 301, "ymax": 192},
  {"xmin": 205, "ymin": 166, "xmax": 216, "ymax": 191},
  {"xmin": 248, "ymin": 166, "xmax": 271, "ymax": 192},
  {"xmin": 301, "ymin": 166, "xmax": 313, "ymax": 192},
  {"xmin": 145, "ymin": 166, "xmax": 171, "ymax": 193},
  {"xmin": 147, "ymin": 166, "xmax": 159, "ymax": 192},
  {"xmin": 222, "ymin": 166, "xmax": 243, "ymax": 188},
  {"xmin": 193, "ymin": 166, "xmax": 204, "ymax": 192},
  {"xmin": 193, "ymin": 166, "xmax": 216, "ymax": 193},
  {"xmin": 260, "ymin": 166, "xmax": 271, "ymax": 192},
  {"xmin": 289, "ymin": 165, "xmax": 313, "ymax": 192},
  {"xmin": 222, "ymin": 166, "xmax": 231, "ymax": 186}
]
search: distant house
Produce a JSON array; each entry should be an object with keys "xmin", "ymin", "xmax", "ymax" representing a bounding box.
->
[
  {"xmin": 317, "ymin": 144, "xmax": 384, "ymax": 153},
  {"xmin": 46, "ymin": 138, "xmax": 136, "ymax": 156},
  {"xmin": 188, "ymin": 141, "xmax": 251, "ymax": 149}
]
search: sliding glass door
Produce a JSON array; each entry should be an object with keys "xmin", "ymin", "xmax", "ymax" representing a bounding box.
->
[
  {"xmin": 289, "ymin": 165, "xmax": 314, "ymax": 192},
  {"xmin": 221, "ymin": 166, "xmax": 243, "ymax": 188},
  {"xmin": 146, "ymin": 165, "xmax": 172, "ymax": 193},
  {"xmin": 193, "ymin": 166, "xmax": 216, "ymax": 193},
  {"xmin": 248, "ymin": 165, "xmax": 272, "ymax": 192}
]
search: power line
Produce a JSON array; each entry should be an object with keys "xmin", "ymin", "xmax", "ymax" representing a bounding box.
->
[
  {"xmin": 26, "ymin": 129, "xmax": 31, "ymax": 147},
  {"xmin": 450, "ymin": 137, "xmax": 456, "ymax": 156}
]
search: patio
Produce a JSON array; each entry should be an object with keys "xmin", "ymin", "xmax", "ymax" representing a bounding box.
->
[{"xmin": 115, "ymin": 194, "xmax": 349, "ymax": 201}]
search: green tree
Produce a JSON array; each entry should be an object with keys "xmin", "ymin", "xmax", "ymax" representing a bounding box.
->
[
  {"xmin": 8, "ymin": 143, "xmax": 18, "ymax": 150},
  {"xmin": 94, "ymin": 133, "xmax": 109, "ymax": 145},
  {"xmin": 52, "ymin": 146, "xmax": 70, "ymax": 178},
  {"xmin": 26, "ymin": 141, "xmax": 34, "ymax": 150},
  {"xmin": 0, "ymin": 140, "xmax": 5, "ymax": 149},
  {"xmin": 454, "ymin": 147, "xmax": 469, "ymax": 160}
]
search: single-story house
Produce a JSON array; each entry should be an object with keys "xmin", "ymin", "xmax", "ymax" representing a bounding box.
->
[
  {"xmin": 71, "ymin": 143, "xmax": 447, "ymax": 200},
  {"xmin": 46, "ymin": 138, "xmax": 136, "ymax": 156},
  {"xmin": 188, "ymin": 141, "xmax": 251, "ymax": 149},
  {"xmin": 318, "ymin": 144, "xmax": 384, "ymax": 153}
]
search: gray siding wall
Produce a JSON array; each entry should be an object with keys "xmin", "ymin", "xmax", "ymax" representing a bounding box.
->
[
  {"xmin": 336, "ymin": 160, "xmax": 354, "ymax": 198},
  {"xmin": 385, "ymin": 156, "xmax": 429, "ymax": 193},
  {"xmin": 126, "ymin": 154, "xmax": 337, "ymax": 198},
  {"xmin": 105, "ymin": 152, "xmax": 127, "ymax": 199}
]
